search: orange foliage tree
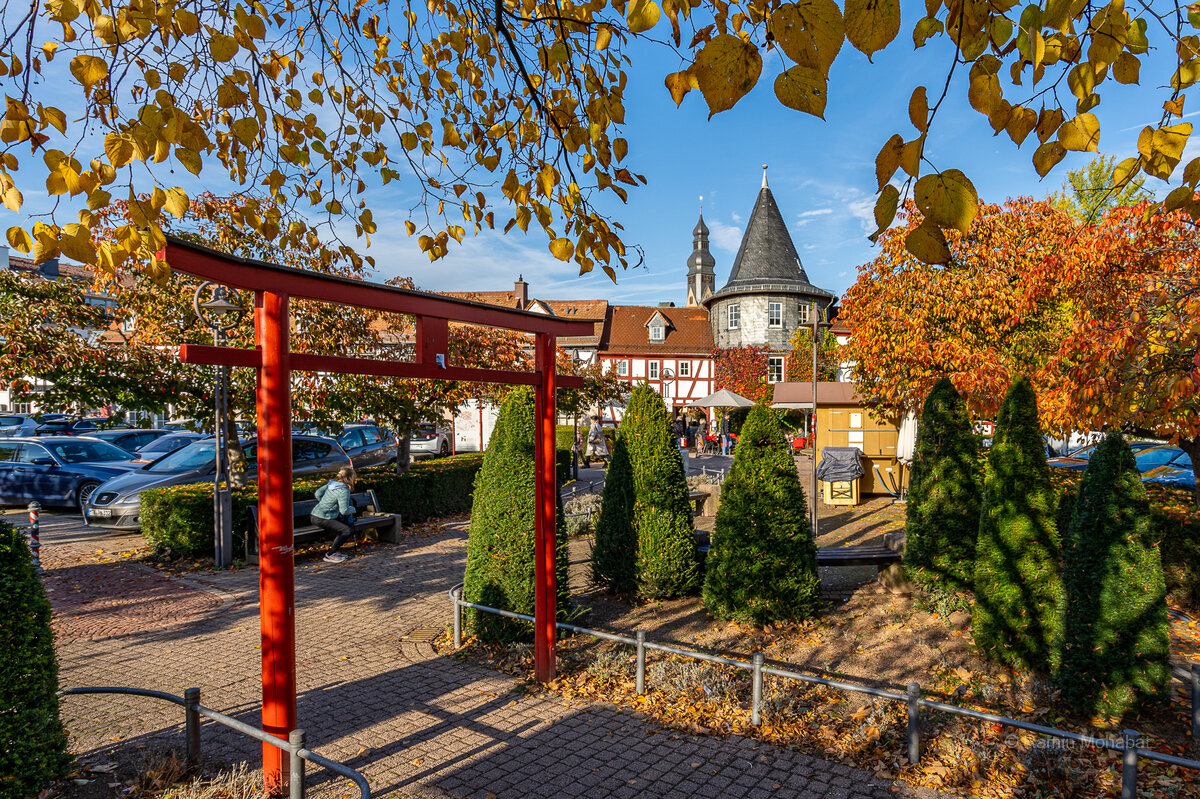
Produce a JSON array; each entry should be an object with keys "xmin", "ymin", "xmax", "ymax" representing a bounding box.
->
[{"xmin": 713, "ymin": 345, "xmax": 771, "ymax": 404}]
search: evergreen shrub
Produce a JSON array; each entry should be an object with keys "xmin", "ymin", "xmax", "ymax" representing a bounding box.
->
[
  {"xmin": 904, "ymin": 377, "xmax": 981, "ymax": 593},
  {"xmin": 623, "ymin": 384, "xmax": 699, "ymax": 599},
  {"xmin": 1059, "ymin": 434, "xmax": 1170, "ymax": 717},
  {"xmin": 972, "ymin": 378, "xmax": 1065, "ymax": 673},
  {"xmin": 0, "ymin": 521, "xmax": 71, "ymax": 796},
  {"xmin": 702, "ymin": 406, "xmax": 820, "ymax": 624},
  {"xmin": 462, "ymin": 388, "xmax": 568, "ymax": 642},
  {"xmin": 591, "ymin": 434, "xmax": 637, "ymax": 595}
]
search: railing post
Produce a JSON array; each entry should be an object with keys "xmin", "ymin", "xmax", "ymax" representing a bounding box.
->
[
  {"xmin": 635, "ymin": 631, "xmax": 646, "ymax": 695},
  {"xmin": 1192, "ymin": 663, "xmax": 1199, "ymax": 747},
  {"xmin": 1122, "ymin": 729, "xmax": 1138, "ymax": 799},
  {"xmin": 27, "ymin": 501, "xmax": 41, "ymax": 571},
  {"xmin": 452, "ymin": 586, "xmax": 462, "ymax": 649},
  {"xmin": 751, "ymin": 654, "xmax": 764, "ymax": 727},
  {"xmin": 289, "ymin": 729, "xmax": 306, "ymax": 799},
  {"xmin": 183, "ymin": 687, "xmax": 201, "ymax": 770},
  {"xmin": 906, "ymin": 682, "xmax": 921, "ymax": 764}
]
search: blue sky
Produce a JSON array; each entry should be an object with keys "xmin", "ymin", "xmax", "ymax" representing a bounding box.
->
[{"xmin": 7, "ymin": 12, "xmax": 1192, "ymax": 310}]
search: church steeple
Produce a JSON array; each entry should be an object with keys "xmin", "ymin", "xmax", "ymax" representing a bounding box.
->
[{"xmin": 686, "ymin": 201, "xmax": 716, "ymax": 307}]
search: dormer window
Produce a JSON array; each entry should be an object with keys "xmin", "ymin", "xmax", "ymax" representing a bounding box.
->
[{"xmin": 649, "ymin": 324, "xmax": 665, "ymax": 342}]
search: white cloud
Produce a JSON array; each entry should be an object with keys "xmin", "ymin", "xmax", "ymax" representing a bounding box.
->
[
  {"xmin": 707, "ymin": 217, "xmax": 744, "ymax": 252},
  {"xmin": 797, "ymin": 208, "xmax": 833, "ymax": 218},
  {"xmin": 845, "ymin": 196, "xmax": 875, "ymax": 234},
  {"xmin": 730, "ymin": 211, "xmax": 742, "ymax": 224}
]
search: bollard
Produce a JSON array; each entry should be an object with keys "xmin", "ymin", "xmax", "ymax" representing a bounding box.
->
[
  {"xmin": 635, "ymin": 631, "xmax": 646, "ymax": 695},
  {"xmin": 27, "ymin": 501, "xmax": 41, "ymax": 570},
  {"xmin": 183, "ymin": 688, "xmax": 201, "ymax": 770},
  {"xmin": 751, "ymin": 654, "xmax": 764, "ymax": 726},
  {"xmin": 452, "ymin": 587, "xmax": 462, "ymax": 649},
  {"xmin": 1192, "ymin": 664, "xmax": 1199, "ymax": 747},
  {"xmin": 1122, "ymin": 729, "xmax": 1138, "ymax": 799},
  {"xmin": 906, "ymin": 682, "xmax": 921, "ymax": 764},
  {"xmin": 289, "ymin": 729, "xmax": 306, "ymax": 799}
]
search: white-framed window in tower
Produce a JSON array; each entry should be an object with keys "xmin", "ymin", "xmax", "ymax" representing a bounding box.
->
[
  {"xmin": 767, "ymin": 356, "xmax": 784, "ymax": 384},
  {"xmin": 727, "ymin": 304, "xmax": 740, "ymax": 329},
  {"xmin": 648, "ymin": 361, "xmax": 660, "ymax": 380},
  {"xmin": 649, "ymin": 324, "xmax": 665, "ymax": 342},
  {"xmin": 617, "ymin": 360, "xmax": 629, "ymax": 376},
  {"xmin": 768, "ymin": 301, "xmax": 783, "ymax": 328},
  {"xmin": 798, "ymin": 302, "xmax": 811, "ymax": 325},
  {"xmin": 678, "ymin": 361, "xmax": 690, "ymax": 377}
]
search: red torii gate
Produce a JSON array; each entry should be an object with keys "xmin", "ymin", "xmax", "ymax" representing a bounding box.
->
[{"xmin": 161, "ymin": 236, "xmax": 592, "ymax": 790}]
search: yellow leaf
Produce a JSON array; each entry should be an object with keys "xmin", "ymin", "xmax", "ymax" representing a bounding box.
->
[
  {"xmin": 6, "ymin": 225, "xmax": 32, "ymax": 253},
  {"xmin": 595, "ymin": 25, "xmax": 613, "ymax": 51},
  {"xmin": 914, "ymin": 169, "xmax": 977, "ymax": 233},
  {"xmin": 1, "ymin": 183, "xmax": 22, "ymax": 212},
  {"xmin": 104, "ymin": 133, "xmax": 134, "ymax": 168},
  {"xmin": 874, "ymin": 133, "xmax": 904, "ymax": 190},
  {"xmin": 904, "ymin": 222, "xmax": 950, "ymax": 264},
  {"xmin": 768, "ymin": 0, "xmax": 844, "ymax": 75},
  {"xmin": 1144, "ymin": 122, "xmax": 1192, "ymax": 180},
  {"xmin": 1113, "ymin": 156, "xmax": 1142, "ymax": 187},
  {"xmin": 626, "ymin": 0, "xmax": 661, "ymax": 34},
  {"xmin": 59, "ymin": 223, "xmax": 96, "ymax": 263},
  {"xmin": 664, "ymin": 70, "xmax": 692, "ymax": 106},
  {"xmin": 908, "ymin": 86, "xmax": 928, "ymax": 133},
  {"xmin": 1036, "ymin": 107, "xmax": 1064, "ymax": 143},
  {"xmin": 1164, "ymin": 185, "xmax": 1193, "ymax": 213},
  {"xmin": 773, "ymin": 66, "xmax": 826, "ymax": 118},
  {"xmin": 691, "ymin": 34, "xmax": 762, "ymax": 117},
  {"xmin": 163, "ymin": 187, "xmax": 188, "ymax": 219},
  {"xmin": 1057, "ymin": 113, "xmax": 1100, "ymax": 151},
  {"xmin": 69, "ymin": 55, "xmax": 107, "ymax": 88},
  {"xmin": 231, "ymin": 117, "xmax": 260, "ymax": 145},
  {"xmin": 844, "ymin": 0, "xmax": 900, "ymax": 60},
  {"xmin": 869, "ymin": 184, "xmax": 899, "ymax": 242},
  {"xmin": 45, "ymin": 0, "xmax": 79, "ymax": 23},
  {"xmin": 1005, "ymin": 106, "xmax": 1038, "ymax": 147},
  {"xmin": 1033, "ymin": 140, "xmax": 1066, "ymax": 177},
  {"xmin": 210, "ymin": 34, "xmax": 239, "ymax": 63},
  {"xmin": 537, "ymin": 164, "xmax": 558, "ymax": 197},
  {"xmin": 968, "ymin": 73, "xmax": 1001, "ymax": 116},
  {"xmin": 175, "ymin": 146, "xmax": 202, "ymax": 176},
  {"xmin": 1113, "ymin": 52, "xmax": 1140, "ymax": 84},
  {"xmin": 549, "ymin": 237, "xmax": 574, "ymax": 261},
  {"xmin": 899, "ymin": 136, "xmax": 922, "ymax": 177},
  {"xmin": 1165, "ymin": 96, "xmax": 1186, "ymax": 118}
]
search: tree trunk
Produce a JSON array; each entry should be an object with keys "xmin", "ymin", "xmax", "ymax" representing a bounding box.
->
[{"xmin": 398, "ymin": 431, "xmax": 412, "ymax": 473}]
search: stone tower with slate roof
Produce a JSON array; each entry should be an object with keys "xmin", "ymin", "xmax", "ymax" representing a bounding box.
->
[
  {"xmin": 685, "ymin": 210, "xmax": 716, "ymax": 307},
  {"xmin": 703, "ymin": 166, "xmax": 835, "ymax": 350}
]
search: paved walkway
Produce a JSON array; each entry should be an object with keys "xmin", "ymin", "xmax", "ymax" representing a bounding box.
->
[{"xmin": 29, "ymin": 509, "xmax": 937, "ymax": 799}]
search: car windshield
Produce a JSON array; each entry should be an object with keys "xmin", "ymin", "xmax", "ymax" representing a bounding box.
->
[
  {"xmin": 0, "ymin": 415, "xmax": 24, "ymax": 426},
  {"xmin": 138, "ymin": 435, "xmax": 192, "ymax": 454},
  {"xmin": 146, "ymin": 440, "xmax": 216, "ymax": 472},
  {"xmin": 414, "ymin": 424, "xmax": 436, "ymax": 438},
  {"xmin": 1137, "ymin": 448, "xmax": 1186, "ymax": 471},
  {"xmin": 46, "ymin": 440, "xmax": 132, "ymax": 464}
]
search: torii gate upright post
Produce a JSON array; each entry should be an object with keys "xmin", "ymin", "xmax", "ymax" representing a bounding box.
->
[{"xmin": 533, "ymin": 332, "xmax": 557, "ymax": 682}]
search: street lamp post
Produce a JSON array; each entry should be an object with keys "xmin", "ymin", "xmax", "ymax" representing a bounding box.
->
[
  {"xmin": 809, "ymin": 301, "xmax": 831, "ymax": 538},
  {"xmin": 193, "ymin": 282, "xmax": 243, "ymax": 569}
]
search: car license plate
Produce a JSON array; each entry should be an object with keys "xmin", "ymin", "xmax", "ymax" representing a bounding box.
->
[{"xmin": 89, "ymin": 509, "xmax": 112, "ymax": 518}]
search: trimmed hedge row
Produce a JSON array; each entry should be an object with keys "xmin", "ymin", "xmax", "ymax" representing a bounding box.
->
[{"xmin": 140, "ymin": 453, "xmax": 484, "ymax": 558}]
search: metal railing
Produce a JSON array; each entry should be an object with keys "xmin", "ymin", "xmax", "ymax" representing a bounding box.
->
[
  {"xmin": 60, "ymin": 687, "xmax": 369, "ymax": 799},
  {"xmin": 449, "ymin": 584, "xmax": 1200, "ymax": 798}
]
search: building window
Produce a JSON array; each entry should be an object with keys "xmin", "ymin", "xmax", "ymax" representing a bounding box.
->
[
  {"xmin": 617, "ymin": 360, "xmax": 629, "ymax": 376},
  {"xmin": 768, "ymin": 302, "xmax": 782, "ymax": 328},
  {"xmin": 678, "ymin": 361, "xmax": 690, "ymax": 377},
  {"xmin": 767, "ymin": 356, "xmax": 784, "ymax": 384},
  {"xmin": 648, "ymin": 361, "xmax": 659, "ymax": 380},
  {"xmin": 727, "ymin": 304, "xmax": 739, "ymax": 329},
  {"xmin": 649, "ymin": 324, "xmax": 664, "ymax": 342},
  {"xmin": 798, "ymin": 302, "xmax": 811, "ymax": 325}
]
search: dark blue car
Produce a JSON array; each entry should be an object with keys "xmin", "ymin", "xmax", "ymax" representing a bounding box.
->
[{"xmin": 0, "ymin": 437, "xmax": 140, "ymax": 508}]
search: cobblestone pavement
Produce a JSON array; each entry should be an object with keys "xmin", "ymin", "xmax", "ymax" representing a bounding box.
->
[{"xmin": 31, "ymin": 510, "xmax": 943, "ymax": 799}]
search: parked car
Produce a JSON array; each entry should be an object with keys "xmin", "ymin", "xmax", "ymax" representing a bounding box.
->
[
  {"xmin": 1048, "ymin": 440, "xmax": 1163, "ymax": 471},
  {"xmin": 1145, "ymin": 465, "xmax": 1195, "ymax": 491},
  {"xmin": 1133, "ymin": 445, "xmax": 1193, "ymax": 473},
  {"xmin": 128, "ymin": 432, "xmax": 205, "ymax": 463},
  {"xmin": 409, "ymin": 422, "xmax": 450, "ymax": 458},
  {"xmin": 83, "ymin": 434, "xmax": 352, "ymax": 531},
  {"xmin": 0, "ymin": 414, "xmax": 39, "ymax": 437},
  {"xmin": 0, "ymin": 437, "xmax": 141, "ymax": 507},
  {"xmin": 336, "ymin": 424, "xmax": 396, "ymax": 470},
  {"xmin": 35, "ymin": 417, "xmax": 118, "ymax": 437},
  {"xmin": 81, "ymin": 428, "xmax": 175, "ymax": 455}
]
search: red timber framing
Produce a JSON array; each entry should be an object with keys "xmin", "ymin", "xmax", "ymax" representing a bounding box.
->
[{"xmin": 161, "ymin": 236, "xmax": 590, "ymax": 792}]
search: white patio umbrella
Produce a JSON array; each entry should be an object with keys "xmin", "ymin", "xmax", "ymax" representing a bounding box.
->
[
  {"xmin": 686, "ymin": 388, "xmax": 756, "ymax": 409},
  {"xmin": 896, "ymin": 412, "xmax": 919, "ymax": 465}
]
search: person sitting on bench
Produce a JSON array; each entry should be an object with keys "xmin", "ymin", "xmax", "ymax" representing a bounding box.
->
[{"xmin": 312, "ymin": 466, "xmax": 357, "ymax": 563}]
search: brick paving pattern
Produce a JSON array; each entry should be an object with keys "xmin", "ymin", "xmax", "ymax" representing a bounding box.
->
[{"xmin": 29, "ymin": 509, "xmax": 941, "ymax": 799}]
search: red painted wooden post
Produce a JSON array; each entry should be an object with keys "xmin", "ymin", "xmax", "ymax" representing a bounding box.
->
[
  {"xmin": 256, "ymin": 291, "xmax": 296, "ymax": 792},
  {"xmin": 533, "ymin": 332, "xmax": 558, "ymax": 682}
]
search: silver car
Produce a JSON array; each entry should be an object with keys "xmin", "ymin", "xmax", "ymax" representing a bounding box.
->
[
  {"xmin": 336, "ymin": 424, "xmax": 397, "ymax": 470},
  {"xmin": 83, "ymin": 434, "xmax": 352, "ymax": 531},
  {"xmin": 409, "ymin": 422, "xmax": 450, "ymax": 458},
  {"xmin": 0, "ymin": 414, "xmax": 39, "ymax": 437}
]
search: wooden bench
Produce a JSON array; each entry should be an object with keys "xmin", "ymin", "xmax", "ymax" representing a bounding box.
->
[
  {"xmin": 246, "ymin": 489, "xmax": 401, "ymax": 563},
  {"xmin": 815, "ymin": 545, "xmax": 901, "ymax": 568},
  {"xmin": 687, "ymin": 490, "xmax": 710, "ymax": 516}
]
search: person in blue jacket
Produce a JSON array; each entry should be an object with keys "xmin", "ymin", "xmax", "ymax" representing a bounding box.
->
[{"xmin": 312, "ymin": 466, "xmax": 357, "ymax": 563}]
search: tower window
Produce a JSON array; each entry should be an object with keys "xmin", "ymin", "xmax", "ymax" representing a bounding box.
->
[
  {"xmin": 767, "ymin": 357, "xmax": 784, "ymax": 384},
  {"xmin": 798, "ymin": 302, "xmax": 811, "ymax": 325},
  {"xmin": 650, "ymin": 324, "xmax": 664, "ymax": 342},
  {"xmin": 768, "ymin": 302, "xmax": 782, "ymax": 328},
  {"xmin": 727, "ymin": 304, "xmax": 740, "ymax": 330}
]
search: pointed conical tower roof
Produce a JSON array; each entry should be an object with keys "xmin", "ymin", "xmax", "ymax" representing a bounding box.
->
[
  {"xmin": 688, "ymin": 212, "xmax": 716, "ymax": 273},
  {"xmin": 705, "ymin": 166, "xmax": 833, "ymax": 305}
]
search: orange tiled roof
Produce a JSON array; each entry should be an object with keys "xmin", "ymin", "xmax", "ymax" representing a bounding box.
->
[
  {"xmin": 600, "ymin": 305, "xmax": 713, "ymax": 355},
  {"xmin": 8, "ymin": 256, "xmax": 94, "ymax": 283}
]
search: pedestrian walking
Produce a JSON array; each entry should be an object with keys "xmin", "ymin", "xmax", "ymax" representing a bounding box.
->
[
  {"xmin": 697, "ymin": 416, "xmax": 708, "ymax": 455},
  {"xmin": 312, "ymin": 466, "xmax": 358, "ymax": 563},
  {"xmin": 587, "ymin": 415, "xmax": 609, "ymax": 467},
  {"xmin": 720, "ymin": 411, "xmax": 732, "ymax": 455}
]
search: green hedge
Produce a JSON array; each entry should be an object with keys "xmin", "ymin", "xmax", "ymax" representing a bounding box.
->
[{"xmin": 140, "ymin": 453, "xmax": 484, "ymax": 559}]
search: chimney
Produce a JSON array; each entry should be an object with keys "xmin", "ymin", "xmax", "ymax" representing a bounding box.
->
[
  {"xmin": 514, "ymin": 274, "xmax": 528, "ymax": 307},
  {"xmin": 40, "ymin": 257, "xmax": 60, "ymax": 279},
  {"xmin": 0, "ymin": 246, "xmax": 8, "ymax": 270}
]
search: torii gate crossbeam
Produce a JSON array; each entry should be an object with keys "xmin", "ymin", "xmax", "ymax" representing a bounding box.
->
[{"xmin": 161, "ymin": 236, "xmax": 590, "ymax": 793}]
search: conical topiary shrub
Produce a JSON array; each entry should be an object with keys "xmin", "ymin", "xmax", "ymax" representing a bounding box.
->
[
  {"xmin": 904, "ymin": 377, "xmax": 981, "ymax": 593},
  {"xmin": 463, "ymin": 387, "xmax": 568, "ymax": 642},
  {"xmin": 623, "ymin": 384, "xmax": 699, "ymax": 599},
  {"xmin": 0, "ymin": 521, "xmax": 71, "ymax": 795},
  {"xmin": 702, "ymin": 405, "xmax": 820, "ymax": 625},
  {"xmin": 972, "ymin": 378, "xmax": 1065, "ymax": 673},
  {"xmin": 591, "ymin": 433, "xmax": 637, "ymax": 596},
  {"xmin": 1059, "ymin": 433, "xmax": 1170, "ymax": 717}
]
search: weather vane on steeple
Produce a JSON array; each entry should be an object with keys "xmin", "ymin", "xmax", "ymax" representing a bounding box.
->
[
  {"xmin": 762, "ymin": 164, "xmax": 769, "ymax": 189},
  {"xmin": 699, "ymin": 194, "xmax": 703, "ymax": 213}
]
